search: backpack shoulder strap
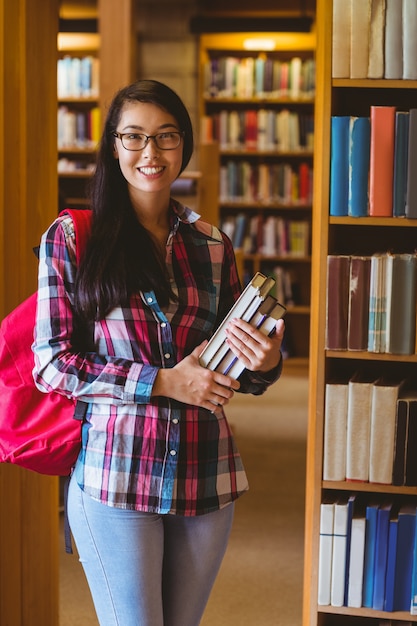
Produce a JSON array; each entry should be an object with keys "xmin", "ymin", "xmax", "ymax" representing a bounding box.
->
[{"xmin": 59, "ymin": 208, "xmax": 92, "ymax": 265}]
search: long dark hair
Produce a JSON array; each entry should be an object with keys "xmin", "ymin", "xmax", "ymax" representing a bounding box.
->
[{"xmin": 74, "ymin": 80, "xmax": 194, "ymax": 320}]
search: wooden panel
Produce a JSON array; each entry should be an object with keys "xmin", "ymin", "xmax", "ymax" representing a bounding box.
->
[
  {"xmin": 98, "ymin": 0, "xmax": 136, "ymax": 118},
  {"xmin": 302, "ymin": 0, "xmax": 332, "ymax": 622},
  {"xmin": 0, "ymin": 0, "xmax": 60, "ymax": 624}
]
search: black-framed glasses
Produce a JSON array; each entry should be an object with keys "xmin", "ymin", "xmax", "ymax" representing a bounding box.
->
[{"xmin": 112, "ymin": 131, "xmax": 184, "ymax": 151}]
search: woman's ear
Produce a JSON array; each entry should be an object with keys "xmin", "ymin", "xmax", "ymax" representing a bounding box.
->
[{"xmin": 113, "ymin": 144, "xmax": 119, "ymax": 159}]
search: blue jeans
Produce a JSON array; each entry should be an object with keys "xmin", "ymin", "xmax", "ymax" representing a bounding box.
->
[{"xmin": 67, "ymin": 475, "xmax": 235, "ymax": 626}]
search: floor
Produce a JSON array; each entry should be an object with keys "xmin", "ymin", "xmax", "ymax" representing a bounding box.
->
[{"xmin": 59, "ymin": 364, "xmax": 309, "ymax": 626}]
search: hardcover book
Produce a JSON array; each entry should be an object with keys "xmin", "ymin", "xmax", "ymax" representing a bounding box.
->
[
  {"xmin": 369, "ymin": 106, "xmax": 396, "ymax": 217},
  {"xmin": 332, "ymin": 0, "xmax": 351, "ymax": 78},
  {"xmin": 329, "ymin": 116, "xmax": 350, "ymax": 216},
  {"xmin": 348, "ymin": 117, "xmax": 371, "ymax": 217},
  {"xmin": 392, "ymin": 111, "xmax": 410, "ymax": 217},
  {"xmin": 323, "ymin": 382, "xmax": 348, "ymax": 481},
  {"xmin": 325, "ymin": 255, "xmax": 350, "ymax": 350},
  {"xmin": 347, "ymin": 255, "xmax": 371, "ymax": 351},
  {"xmin": 350, "ymin": 0, "xmax": 371, "ymax": 79},
  {"xmin": 406, "ymin": 109, "xmax": 417, "ymax": 218},
  {"xmin": 385, "ymin": 0, "xmax": 403, "ymax": 79},
  {"xmin": 367, "ymin": 0, "xmax": 386, "ymax": 79},
  {"xmin": 318, "ymin": 499, "xmax": 335, "ymax": 605}
]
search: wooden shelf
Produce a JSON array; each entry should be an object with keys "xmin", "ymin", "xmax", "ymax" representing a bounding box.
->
[
  {"xmin": 318, "ymin": 605, "xmax": 417, "ymax": 621},
  {"xmin": 333, "ymin": 78, "xmax": 417, "ymax": 90},
  {"xmin": 303, "ymin": 1, "xmax": 417, "ymax": 624}
]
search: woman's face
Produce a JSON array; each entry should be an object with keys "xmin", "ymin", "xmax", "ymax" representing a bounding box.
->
[{"xmin": 113, "ymin": 101, "xmax": 184, "ymax": 203}]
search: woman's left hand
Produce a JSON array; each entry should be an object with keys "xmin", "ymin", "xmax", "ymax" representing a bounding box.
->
[{"xmin": 224, "ymin": 317, "xmax": 285, "ymax": 373}]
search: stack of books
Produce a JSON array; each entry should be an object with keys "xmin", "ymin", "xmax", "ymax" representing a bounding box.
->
[{"xmin": 199, "ymin": 272, "xmax": 286, "ymax": 379}]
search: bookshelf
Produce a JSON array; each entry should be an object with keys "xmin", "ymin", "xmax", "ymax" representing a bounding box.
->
[
  {"xmin": 57, "ymin": 24, "xmax": 100, "ymax": 209},
  {"xmin": 198, "ymin": 32, "xmax": 316, "ymax": 364},
  {"xmin": 303, "ymin": 0, "xmax": 417, "ymax": 624}
]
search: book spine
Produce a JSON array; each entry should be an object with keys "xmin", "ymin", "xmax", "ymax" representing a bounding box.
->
[
  {"xmin": 318, "ymin": 502, "xmax": 335, "ymax": 606},
  {"xmin": 329, "ymin": 117, "xmax": 350, "ymax": 216},
  {"xmin": 367, "ymin": 0, "xmax": 386, "ymax": 79},
  {"xmin": 350, "ymin": 0, "xmax": 371, "ymax": 79},
  {"xmin": 369, "ymin": 106, "xmax": 396, "ymax": 217},
  {"xmin": 332, "ymin": 0, "xmax": 351, "ymax": 78},
  {"xmin": 406, "ymin": 109, "xmax": 417, "ymax": 218},
  {"xmin": 392, "ymin": 111, "xmax": 410, "ymax": 217},
  {"xmin": 403, "ymin": 0, "xmax": 417, "ymax": 79},
  {"xmin": 384, "ymin": 0, "xmax": 403, "ymax": 79},
  {"xmin": 326, "ymin": 255, "xmax": 350, "ymax": 350},
  {"xmin": 323, "ymin": 383, "xmax": 348, "ymax": 481},
  {"xmin": 347, "ymin": 256, "xmax": 371, "ymax": 351},
  {"xmin": 348, "ymin": 117, "xmax": 370, "ymax": 217}
]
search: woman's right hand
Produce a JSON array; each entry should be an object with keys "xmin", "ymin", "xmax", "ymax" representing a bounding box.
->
[{"xmin": 152, "ymin": 342, "xmax": 240, "ymax": 413}]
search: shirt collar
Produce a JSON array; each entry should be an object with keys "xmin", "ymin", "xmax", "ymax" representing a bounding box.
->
[{"xmin": 170, "ymin": 198, "xmax": 201, "ymax": 233}]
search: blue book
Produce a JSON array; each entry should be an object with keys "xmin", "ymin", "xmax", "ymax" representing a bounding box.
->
[
  {"xmin": 392, "ymin": 111, "xmax": 410, "ymax": 217},
  {"xmin": 411, "ymin": 506, "xmax": 417, "ymax": 615},
  {"xmin": 393, "ymin": 504, "xmax": 416, "ymax": 611},
  {"xmin": 343, "ymin": 493, "xmax": 357, "ymax": 605},
  {"xmin": 384, "ymin": 508, "xmax": 399, "ymax": 612},
  {"xmin": 372, "ymin": 501, "xmax": 393, "ymax": 610},
  {"xmin": 362, "ymin": 501, "xmax": 379, "ymax": 607},
  {"xmin": 348, "ymin": 117, "xmax": 370, "ymax": 217},
  {"xmin": 329, "ymin": 116, "xmax": 350, "ymax": 216}
]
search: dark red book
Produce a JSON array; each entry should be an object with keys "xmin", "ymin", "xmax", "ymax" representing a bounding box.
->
[{"xmin": 326, "ymin": 255, "xmax": 351, "ymax": 350}]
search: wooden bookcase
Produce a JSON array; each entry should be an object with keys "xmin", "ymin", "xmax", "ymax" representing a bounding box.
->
[
  {"xmin": 57, "ymin": 29, "xmax": 100, "ymax": 209},
  {"xmin": 58, "ymin": 0, "xmax": 137, "ymax": 210},
  {"xmin": 198, "ymin": 32, "xmax": 316, "ymax": 364},
  {"xmin": 303, "ymin": 0, "xmax": 417, "ymax": 624}
]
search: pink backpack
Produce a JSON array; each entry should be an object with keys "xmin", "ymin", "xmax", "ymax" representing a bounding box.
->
[{"xmin": 0, "ymin": 209, "xmax": 92, "ymax": 475}]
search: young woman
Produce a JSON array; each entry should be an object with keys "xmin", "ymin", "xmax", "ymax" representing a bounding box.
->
[{"xmin": 33, "ymin": 80, "xmax": 285, "ymax": 626}]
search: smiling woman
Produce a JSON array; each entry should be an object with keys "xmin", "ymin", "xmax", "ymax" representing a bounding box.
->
[{"xmin": 33, "ymin": 79, "xmax": 285, "ymax": 626}]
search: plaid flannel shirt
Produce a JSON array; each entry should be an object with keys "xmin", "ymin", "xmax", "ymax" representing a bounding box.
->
[{"xmin": 33, "ymin": 201, "xmax": 280, "ymax": 515}]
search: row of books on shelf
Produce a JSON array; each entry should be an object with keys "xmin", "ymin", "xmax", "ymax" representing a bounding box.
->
[
  {"xmin": 326, "ymin": 253, "xmax": 417, "ymax": 355},
  {"xmin": 201, "ymin": 109, "xmax": 314, "ymax": 153},
  {"xmin": 330, "ymin": 107, "xmax": 417, "ymax": 219},
  {"xmin": 221, "ymin": 214, "xmax": 310, "ymax": 258},
  {"xmin": 318, "ymin": 493, "xmax": 417, "ymax": 614},
  {"xmin": 324, "ymin": 376, "xmax": 417, "ymax": 486},
  {"xmin": 333, "ymin": 0, "xmax": 417, "ymax": 80},
  {"xmin": 58, "ymin": 106, "xmax": 101, "ymax": 150},
  {"xmin": 203, "ymin": 55, "xmax": 315, "ymax": 100},
  {"xmin": 219, "ymin": 161, "xmax": 313, "ymax": 206},
  {"xmin": 58, "ymin": 55, "xmax": 99, "ymax": 99}
]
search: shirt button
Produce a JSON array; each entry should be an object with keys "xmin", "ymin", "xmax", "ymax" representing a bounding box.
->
[
  {"xmin": 170, "ymin": 450, "xmax": 177, "ymax": 456},
  {"xmin": 147, "ymin": 297, "xmax": 153, "ymax": 303},
  {"xmin": 161, "ymin": 322, "xmax": 167, "ymax": 328},
  {"xmin": 172, "ymin": 418, "xmax": 179, "ymax": 424},
  {"xmin": 164, "ymin": 353, "xmax": 171, "ymax": 359}
]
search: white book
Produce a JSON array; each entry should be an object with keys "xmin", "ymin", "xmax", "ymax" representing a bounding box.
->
[
  {"xmin": 367, "ymin": 0, "xmax": 386, "ymax": 79},
  {"xmin": 332, "ymin": 0, "xmax": 351, "ymax": 78},
  {"xmin": 403, "ymin": 0, "xmax": 417, "ymax": 79},
  {"xmin": 347, "ymin": 513, "xmax": 366, "ymax": 607},
  {"xmin": 331, "ymin": 498, "xmax": 349, "ymax": 607},
  {"xmin": 369, "ymin": 379, "xmax": 405, "ymax": 484},
  {"xmin": 350, "ymin": 0, "xmax": 371, "ymax": 79},
  {"xmin": 323, "ymin": 382, "xmax": 348, "ymax": 481},
  {"xmin": 384, "ymin": 0, "xmax": 403, "ymax": 79},
  {"xmin": 346, "ymin": 373, "xmax": 376, "ymax": 482},
  {"xmin": 318, "ymin": 500, "xmax": 335, "ymax": 605}
]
